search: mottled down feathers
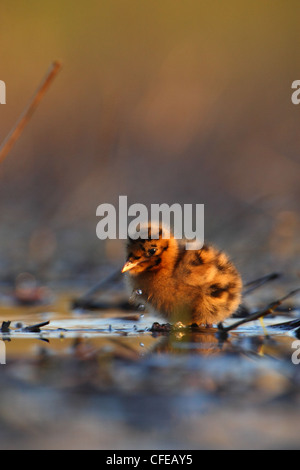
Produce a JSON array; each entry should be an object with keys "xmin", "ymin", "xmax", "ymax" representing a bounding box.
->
[{"xmin": 122, "ymin": 225, "xmax": 242, "ymax": 326}]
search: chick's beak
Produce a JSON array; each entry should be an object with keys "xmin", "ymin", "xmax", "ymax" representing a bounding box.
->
[{"xmin": 121, "ymin": 260, "xmax": 141, "ymax": 273}]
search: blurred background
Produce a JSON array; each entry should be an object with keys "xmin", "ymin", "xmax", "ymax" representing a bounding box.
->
[{"xmin": 0, "ymin": 0, "xmax": 300, "ymax": 285}]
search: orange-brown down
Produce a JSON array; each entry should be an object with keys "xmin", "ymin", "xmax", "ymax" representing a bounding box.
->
[{"xmin": 121, "ymin": 225, "xmax": 242, "ymax": 326}]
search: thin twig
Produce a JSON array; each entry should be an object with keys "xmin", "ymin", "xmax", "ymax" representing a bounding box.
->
[
  {"xmin": 76, "ymin": 267, "xmax": 122, "ymax": 301},
  {"xmin": 71, "ymin": 267, "xmax": 124, "ymax": 309},
  {"xmin": 269, "ymin": 318, "xmax": 300, "ymax": 331},
  {"xmin": 243, "ymin": 272, "xmax": 281, "ymax": 296},
  {"xmin": 0, "ymin": 60, "xmax": 62, "ymax": 165},
  {"xmin": 218, "ymin": 287, "xmax": 300, "ymax": 332}
]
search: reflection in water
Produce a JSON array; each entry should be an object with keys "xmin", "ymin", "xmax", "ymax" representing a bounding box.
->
[
  {"xmin": 151, "ymin": 328, "xmax": 234, "ymax": 356},
  {"xmin": 0, "ymin": 317, "xmax": 297, "ymax": 362},
  {"xmin": 149, "ymin": 326, "xmax": 296, "ymax": 361}
]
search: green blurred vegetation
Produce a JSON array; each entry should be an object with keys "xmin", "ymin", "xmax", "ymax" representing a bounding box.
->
[{"xmin": 0, "ymin": 0, "xmax": 300, "ymax": 282}]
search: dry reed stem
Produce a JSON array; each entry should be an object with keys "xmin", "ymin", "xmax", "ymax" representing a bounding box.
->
[{"xmin": 0, "ymin": 60, "xmax": 62, "ymax": 165}]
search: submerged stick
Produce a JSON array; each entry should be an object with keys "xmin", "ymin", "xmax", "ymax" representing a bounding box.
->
[
  {"xmin": 0, "ymin": 60, "xmax": 62, "ymax": 165},
  {"xmin": 218, "ymin": 287, "xmax": 300, "ymax": 333}
]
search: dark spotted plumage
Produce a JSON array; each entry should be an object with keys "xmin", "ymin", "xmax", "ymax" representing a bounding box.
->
[
  {"xmin": 190, "ymin": 250, "xmax": 204, "ymax": 266},
  {"xmin": 122, "ymin": 225, "xmax": 242, "ymax": 326},
  {"xmin": 210, "ymin": 283, "xmax": 227, "ymax": 298}
]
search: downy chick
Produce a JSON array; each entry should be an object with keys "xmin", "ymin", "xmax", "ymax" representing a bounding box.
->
[{"xmin": 122, "ymin": 225, "xmax": 242, "ymax": 326}]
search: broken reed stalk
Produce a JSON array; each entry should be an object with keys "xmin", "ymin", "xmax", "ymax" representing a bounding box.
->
[
  {"xmin": 0, "ymin": 60, "xmax": 62, "ymax": 165},
  {"xmin": 218, "ymin": 287, "xmax": 300, "ymax": 333}
]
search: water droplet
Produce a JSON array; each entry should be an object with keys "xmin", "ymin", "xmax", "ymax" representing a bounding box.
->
[
  {"xmin": 140, "ymin": 342, "xmax": 144, "ymax": 347},
  {"xmin": 135, "ymin": 289, "xmax": 143, "ymax": 296},
  {"xmin": 138, "ymin": 304, "xmax": 145, "ymax": 311}
]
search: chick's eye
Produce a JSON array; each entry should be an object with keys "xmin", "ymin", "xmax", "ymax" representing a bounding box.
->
[{"xmin": 148, "ymin": 248, "xmax": 157, "ymax": 256}]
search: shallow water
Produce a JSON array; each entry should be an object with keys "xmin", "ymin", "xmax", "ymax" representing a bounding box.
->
[
  {"xmin": 1, "ymin": 292, "xmax": 297, "ymax": 359},
  {"xmin": 1, "ymin": 288, "xmax": 300, "ymax": 449}
]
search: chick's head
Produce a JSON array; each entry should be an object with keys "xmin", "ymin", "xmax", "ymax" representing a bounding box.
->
[{"xmin": 122, "ymin": 224, "xmax": 176, "ymax": 276}]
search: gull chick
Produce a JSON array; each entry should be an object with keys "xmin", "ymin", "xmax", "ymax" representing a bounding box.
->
[{"xmin": 121, "ymin": 225, "xmax": 242, "ymax": 326}]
